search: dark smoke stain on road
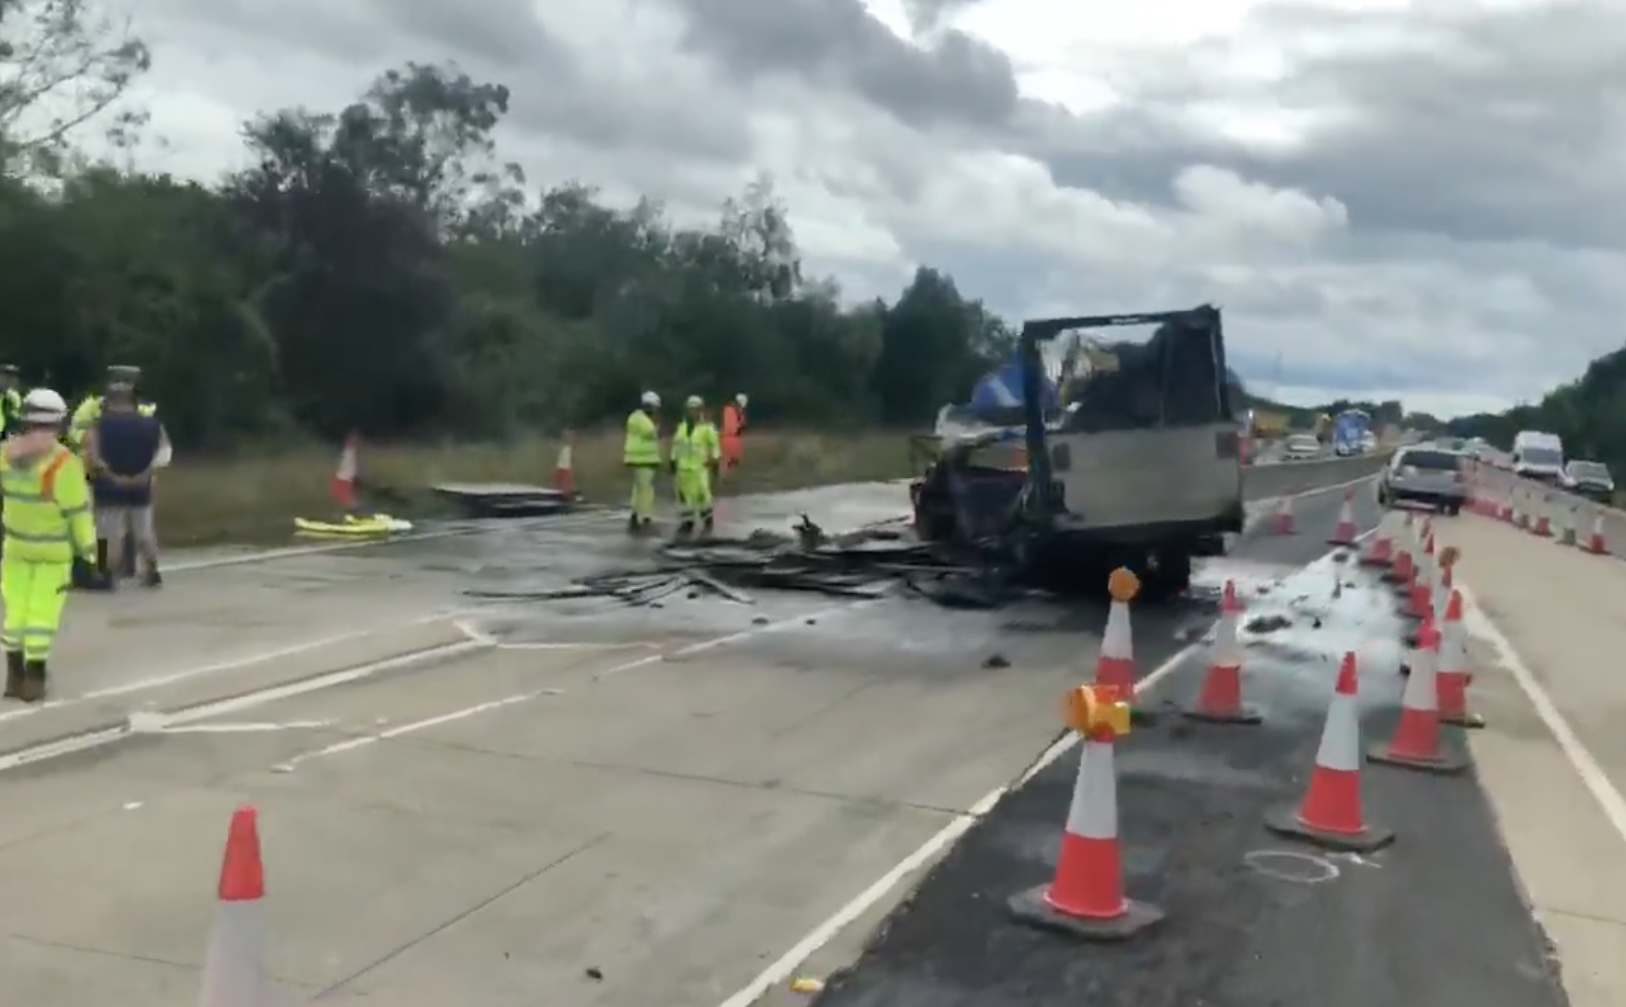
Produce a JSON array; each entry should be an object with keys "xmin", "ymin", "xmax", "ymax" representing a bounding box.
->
[{"xmin": 810, "ymin": 495, "xmax": 1571, "ymax": 1007}]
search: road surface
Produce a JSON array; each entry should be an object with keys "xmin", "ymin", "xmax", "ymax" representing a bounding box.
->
[{"xmin": 1, "ymin": 452, "xmax": 1592, "ymax": 1007}]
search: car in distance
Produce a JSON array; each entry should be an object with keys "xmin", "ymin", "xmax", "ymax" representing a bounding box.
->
[
  {"xmin": 1563, "ymin": 459, "xmax": 1615, "ymax": 504},
  {"xmin": 1378, "ymin": 445, "xmax": 1467, "ymax": 515},
  {"xmin": 1283, "ymin": 433, "xmax": 1321, "ymax": 460}
]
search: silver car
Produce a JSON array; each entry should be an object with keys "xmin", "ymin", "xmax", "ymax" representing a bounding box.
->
[{"xmin": 1378, "ymin": 446, "xmax": 1467, "ymax": 514}]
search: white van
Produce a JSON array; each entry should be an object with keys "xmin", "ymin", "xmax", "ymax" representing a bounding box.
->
[{"xmin": 1512, "ymin": 430, "xmax": 1565, "ymax": 483}]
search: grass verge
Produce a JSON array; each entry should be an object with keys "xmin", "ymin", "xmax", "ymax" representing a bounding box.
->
[{"xmin": 155, "ymin": 428, "xmax": 919, "ymax": 547}]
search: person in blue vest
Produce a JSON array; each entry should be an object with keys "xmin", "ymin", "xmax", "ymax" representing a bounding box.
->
[{"xmin": 83, "ymin": 371, "xmax": 168, "ymax": 588}]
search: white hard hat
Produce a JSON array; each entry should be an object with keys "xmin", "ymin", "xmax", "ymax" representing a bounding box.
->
[
  {"xmin": 640, "ymin": 391, "xmax": 660, "ymax": 408},
  {"xmin": 735, "ymin": 393, "xmax": 748, "ymax": 407},
  {"xmin": 685, "ymin": 395, "xmax": 703, "ymax": 409},
  {"xmin": 20, "ymin": 388, "xmax": 67, "ymax": 424}
]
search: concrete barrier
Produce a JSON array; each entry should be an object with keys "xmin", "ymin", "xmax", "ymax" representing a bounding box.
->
[{"xmin": 1244, "ymin": 450, "xmax": 1393, "ymax": 499}]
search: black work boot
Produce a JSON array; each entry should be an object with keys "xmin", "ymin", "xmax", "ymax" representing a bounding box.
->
[
  {"xmin": 3, "ymin": 651, "xmax": 22, "ymax": 699},
  {"xmin": 701, "ymin": 512, "xmax": 715, "ymax": 537},
  {"xmin": 674, "ymin": 519, "xmax": 695, "ymax": 540},
  {"xmin": 141, "ymin": 566, "xmax": 162, "ymax": 588},
  {"xmin": 627, "ymin": 513, "xmax": 641, "ymax": 535},
  {"xmin": 18, "ymin": 660, "xmax": 45, "ymax": 703}
]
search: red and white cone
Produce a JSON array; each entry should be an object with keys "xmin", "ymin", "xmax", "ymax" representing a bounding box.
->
[
  {"xmin": 1436, "ymin": 590, "xmax": 1483, "ymax": 728},
  {"xmin": 1272, "ymin": 494, "xmax": 1296, "ymax": 534},
  {"xmin": 1328, "ymin": 487, "xmax": 1358, "ymax": 546},
  {"xmin": 1514, "ymin": 489, "xmax": 1530, "ymax": 529},
  {"xmin": 197, "ymin": 805, "xmax": 271, "ymax": 1007},
  {"xmin": 1094, "ymin": 569, "xmax": 1153, "ymax": 721},
  {"xmin": 1008, "ymin": 699, "xmax": 1163, "ymax": 939},
  {"xmin": 1265, "ymin": 653, "xmax": 1394, "ymax": 851},
  {"xmin": 1403, "ymin": 539, "xmax": 1434, "ymax": 620},
  {"xmin": 1533, "ymin": 494, "xmax": 1552, "ymax": 537},
  {"xmin": 1360, "ymin": 511, "xmax": 1394, "ymax": 566},
  {"xmin": 329, "ymin": 433, "xmax": 359, "ymax": 510},
  {"xmin": 1185, "ymin": 581, "xmax": 1261, "ymax": 724},
  {"xmin": 1587, "ymin": 512, "xmax": 1610, "ymax": 555},
  {"xmin": 1369, "ymin": 620, "xmax": 1467, "ymax": 773},
  {"xmin": 552, "ymin": 431, "xmax": 577, "ymax": 497}
]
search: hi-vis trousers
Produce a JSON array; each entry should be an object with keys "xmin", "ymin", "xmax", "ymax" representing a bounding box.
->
[
  {"xmin": 675, "ymin": 466, "xmax": 714, "ymax": 523},
  {"xmin": 1, "ymin": 557, "xmax": 71, "ymax": 661},
  {"xmin": 627, "ymin": 465, "xmax": 658, "ymax": 522}
]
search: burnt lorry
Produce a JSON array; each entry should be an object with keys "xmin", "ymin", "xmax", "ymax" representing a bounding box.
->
[{"xmin": 909, "ymin": 305, "xmax": 1244, "ymax": 597}]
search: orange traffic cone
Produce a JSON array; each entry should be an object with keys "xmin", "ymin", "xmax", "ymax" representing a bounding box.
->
[
  {"xmin": 197, "ymin": 805, "xmax": 271, "ymax": 1007},
  {"xmin": 1360, "ymin": 511, "xmax": 1393, "ymax": 566},
  {"xmin": 1403, "ymin": 535, "xmax": 1435, "ymax": 619},
  {"xmin": 1095, "ymin": 569, "xmax": 1154, "ymax": 722},
  {"xmin": 1586, "ymin": 512, "xmax": 1609, "ymax": 555},
  {"xmin": 1185, "ymin": 580, "xmax": 1261, "ymax": 724},
  {"xmin": 1272, "ymin": 494, "xmax": 1296, "ymax": 534},
  {"xmin": 329, "ymin": 433, "xmax": 359, "ymax": 510},
  {"xmin": 1265, "ymin": 653, "xmax": 1393, "ymax": 851},
  {"xmin": 1436, "ymin": 590, "xmax": 1483, "ymax": 728},
  {"xmin": 1369, "ymin": 620, "xmax": 1467, "ymax": 773},
  {"xmin": 552, "ymin": 430, "xmax": 577, "ymax": 498},
  {"xmin": 1328, "ymin": 487, "xmax": 1358, "ymax": 545},
  {"xmin": 1009, "ymin": 686, "xmax": 1162, "ymax": 939}
]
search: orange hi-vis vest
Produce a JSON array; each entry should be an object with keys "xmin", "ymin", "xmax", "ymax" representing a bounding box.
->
[{"xmin": 720, "ymin": 404, "xmax": 744, "ymax": 467}]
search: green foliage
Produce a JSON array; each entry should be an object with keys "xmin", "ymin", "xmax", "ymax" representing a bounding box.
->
[
  {"xmin": 0, "ymin": 48, "xmax": 1018, "ymax": 448},
  {"xmin": 1450, "ymin": 347, "xmax": 1626, "ymax": 473}
]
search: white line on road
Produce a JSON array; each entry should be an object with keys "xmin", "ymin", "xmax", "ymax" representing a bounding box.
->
[
  {"xmin": 1459, "ymin": 586, "xmax": 1626, "ymax": 845},
  {"xmin": 713, "ymin": 515, "xmax": 1381, "ymax": 1007}
]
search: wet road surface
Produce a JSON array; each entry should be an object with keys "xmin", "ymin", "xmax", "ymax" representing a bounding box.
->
[
  {"xmin": 0, "ymin": 462, "xmax": 1522, "ymax": 1007},
  {"xmin": 805, "ymin": 494, "xmax": 1570, "ymax": 1007}
]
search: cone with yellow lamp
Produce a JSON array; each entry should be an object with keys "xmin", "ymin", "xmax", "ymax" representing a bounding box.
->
[
  {"xmin": 1096, "ymin": 568, "xmax": 1155, "ymax": 724},
  {"xmin": 1009, "ymin": 684, "xmax": 1163, "ymax": 940}
]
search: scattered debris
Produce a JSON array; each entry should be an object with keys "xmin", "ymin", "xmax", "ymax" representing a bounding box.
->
[
  {"xmin": 1245, "ymin": 614, "xmax": 1294, "ymax": 634},
  {"xmin": 790, "ymin": 977, "xmax": 825, "ymax": 994},
  {"xmin": 464, "ymin": 517, "xmax": 1018, "ymax": 609}
]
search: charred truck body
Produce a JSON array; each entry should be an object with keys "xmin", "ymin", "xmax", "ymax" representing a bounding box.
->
[{"xmin": 911, "ymin": 306, "xmax": 1243, "ymax": 597}]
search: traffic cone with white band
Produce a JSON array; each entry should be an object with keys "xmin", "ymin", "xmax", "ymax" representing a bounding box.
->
[
  {"xmin": 1436, "ymin": 590, "xmax": 1483, "ymax": 727},
  {"xmin": 1360, "ymin": 511, "xmax": 1393, "ymax": 567},
  {"xmin": 1370, "ymin": 620, "xmax": 1467, "ymax": 774},
  {"xmin": 1009, "ymin": 685, "xmax": 1162, "ymax": 940},
  {"xmin": 1328, "ymin": 487, "xmax": 1358, "ymax": 546},
  {"xmin": 1264, "ymin": 653, "xmax": 1393, "ymax": 852},
  {"xmin": 197, "ymin": 805, "xmax": 272, "ymax": 1007},
  {"xmin": 1272, "ymin": 494, "xmax": 1296, "ymax": 534},
  {"xmin": 1185, "ymin": 580, "xmax": 1261, "ymax": 724},
  {"xmin": 1095, "ymin": 569, "xmax": 1153, "ymax": 723},
  {"xmin": 1587, "ymin": 511, "xmax": 1610, "ymax": 555}
]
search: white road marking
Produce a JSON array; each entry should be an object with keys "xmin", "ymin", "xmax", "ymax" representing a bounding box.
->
[
  {"xmin": 1458, "ymin": 586, "xmax": 1626, "ymax": 845},
  {"xmin": 0, "ymin": 611, "xmax": 453, "ymax": 727},
  {"xmin": 166, "ymin": 510, "xmax": 619, "ymax": 573},
  {"xmin": 714, "ymin": 512, "xmax": 1380, "ymax": 1007},
  {"xmin": 277, "ymin": 600, "xmax": 886, "ymax": 770}
]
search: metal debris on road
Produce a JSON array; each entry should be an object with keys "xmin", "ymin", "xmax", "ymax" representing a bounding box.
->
[{"xmin": 463, "ymin": 516, "xmax": 1022, "ymax": 608}]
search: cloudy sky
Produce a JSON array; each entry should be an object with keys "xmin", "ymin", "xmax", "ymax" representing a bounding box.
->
[{"xmin": 96, "ymin": 0, "xmax": 1626, "ymax": 416}]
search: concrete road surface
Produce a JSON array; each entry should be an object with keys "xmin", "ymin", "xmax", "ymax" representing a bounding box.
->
[
  {"xmin": 1441, "ymin": 515, "xmax": 1626, "ymax": 1007},
  {"xmin": 805, "ymin": 496, "xmax": 1568, "ymax": 1007},
  {"xmin": 0, "ymin": 462, "xmax": 1519, "ymax": 1007}
]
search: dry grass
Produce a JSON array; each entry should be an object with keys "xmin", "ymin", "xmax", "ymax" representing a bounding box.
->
[{"xmin": 154, "ymin": 428, "xmax": 919, "ymax": 546}]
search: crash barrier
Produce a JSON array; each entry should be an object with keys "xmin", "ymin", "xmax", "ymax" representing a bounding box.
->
[
  {"xmin": 1009, "ymin": 510, "xmax": 1492, "ymax": 942},
  {"xmin": 1461, "ymin": 461, "xmax": 1613, "ymax": 558},
  {"xmin": 1243, "ymin": 450, "xmax": 1392, "ymax": 502}
]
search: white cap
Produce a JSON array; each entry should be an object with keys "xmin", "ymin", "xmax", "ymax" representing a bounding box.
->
[
  {"xmin": 736, "ymin": 393, "xmax": 748, "ymax": 407},
  {"xmin": 20, "ymin": 388, "xmax": 67, "ymax": 424},
  {"xmin": 685, "ymin": 395, "xmax": 703, "ymax": 409},
  {"xmin": 640, "ymin": 391, "xmax": 660, "ymax": 408}
]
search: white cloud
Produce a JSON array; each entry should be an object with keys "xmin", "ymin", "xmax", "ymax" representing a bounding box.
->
[{"xmin": 68, "ymin": 0, "xmax": 1626, "ymax": 415}]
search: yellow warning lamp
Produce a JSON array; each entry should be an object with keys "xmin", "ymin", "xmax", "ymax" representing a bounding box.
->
[
  {"xmin": 1062, "ymin": 684, "xmax": 1132, "ymax": 737},
  {"xmin": 1107, "ymin": 567, "xmax": 1139, "ymax": 603}
]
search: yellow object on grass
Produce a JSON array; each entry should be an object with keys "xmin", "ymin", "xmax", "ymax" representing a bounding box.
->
[{"xmin": 292, "ymin": 513, "xmax": 412, "ymax": 537}]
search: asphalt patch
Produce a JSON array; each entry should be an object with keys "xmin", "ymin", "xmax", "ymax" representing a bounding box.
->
[{"xmin": 811, "ymin": 499, "xmax": 1569, "ymax": 1007}]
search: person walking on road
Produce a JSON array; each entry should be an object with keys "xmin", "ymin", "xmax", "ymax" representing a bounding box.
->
[
  {"xmin": 84, "ymin": 377, "xmax": 169, "ymax": 588},
  {"xmin": 671, "ymin": 395, "xmax": 721, "ymax": 538},
  {"xmin": 624, "ymin": 391, "xmax": 663, "ymax": 534},
  {"xmin": 0, "ymin": 388, "xmax": 96, "ymax": 702},
  {"xmin": 720, "ymin": 393, "xmax": 747, "ymax": 476}
]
